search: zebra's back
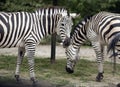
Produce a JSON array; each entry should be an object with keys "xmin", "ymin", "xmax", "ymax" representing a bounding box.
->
[
  {"xmin": 90, "ymin": 12, "xmax": 120, "ymax": 43},
  {"xmin": 0, "ymin": 12, "xmax": 34, "ymax": 48}
]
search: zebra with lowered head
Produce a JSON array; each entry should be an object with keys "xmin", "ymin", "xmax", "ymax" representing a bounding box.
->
[
  {"xmin": 0, "ymin": 7, "xmax": 73, "ymax": 84},
  {"xmin": 65, "ymin": 11, "xmax": 120, "ymax": 82}
]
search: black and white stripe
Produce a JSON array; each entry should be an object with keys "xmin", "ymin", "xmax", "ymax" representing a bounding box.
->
[
  {"xmin": 65, "ymin": 11, "xmax": 120, "ymax": 82},
  {"xmin": 0, "ymin": 7, "xmax": 73, "ymax": 83}
]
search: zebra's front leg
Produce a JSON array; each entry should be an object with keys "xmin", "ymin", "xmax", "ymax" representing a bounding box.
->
[
  {"xmin": 26, "ymin": 44, "xmax": 37, "ymax": 85},
  {"xmin": 15, "ymin": 46, "xmax": 25, "ymax": 82},
  {"xmin": 96, "ymin": 62, "xmax": 104, "ymax": 82},
  {"xmin": 92, "ymin": 42, "xmax": 104, "ymax": 82}
]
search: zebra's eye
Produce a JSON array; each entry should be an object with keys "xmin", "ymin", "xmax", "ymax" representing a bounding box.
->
[{"xmin": 61, "ymin": 24, "xmax": 65, "ymax": 26}]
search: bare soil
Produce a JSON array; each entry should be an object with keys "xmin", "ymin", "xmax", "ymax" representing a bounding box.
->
[
  {"xmin": 0, "ymin": 45, "xmax": 95, "ymax": 59},
  {"xmin": 0, "ymin": 45, "xmax": 120, "ymax": 87}
]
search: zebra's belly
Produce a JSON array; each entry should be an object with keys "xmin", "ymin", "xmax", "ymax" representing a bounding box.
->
[
  {"xmin": 0, "ymin": 27, "xmax": 4, "ymax": 42},
  {"xmin": 0, "ymin": 37, "xmax": 23, "ymax": 48}
]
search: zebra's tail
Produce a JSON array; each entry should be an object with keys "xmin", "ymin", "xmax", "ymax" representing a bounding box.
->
[
  {"xmin": 108, "ymin": 33, "xmax": 120, "ymax": 74},
  {"xmin": 108, "ymin": 33, "xmax": 120, "ymax": 57}
]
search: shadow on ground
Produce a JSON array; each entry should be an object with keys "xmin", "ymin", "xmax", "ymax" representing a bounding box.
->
[{"xmin": 0, "ymin": 76, "xmax": 56, "ymax": 87}]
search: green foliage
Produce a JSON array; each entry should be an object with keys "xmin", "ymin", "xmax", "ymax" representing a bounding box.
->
[
  {"xmin": 1, "ymin": 0, "xmax": 120, "ymax": 15},
  {"xmin": 0, "ymin": 0, "xmax": 43, "ymax": 12}
]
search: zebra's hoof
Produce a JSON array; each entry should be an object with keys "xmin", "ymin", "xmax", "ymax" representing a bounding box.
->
[
  {"xmin": 66, "ymin": 66, "xmax": 74, "ymax": 73},
  {"xmin": 96, "ymin": 72, "xmax": 104, "ymax": 82},
  {"xmin": 31, "ymin": 77, "xmax": 38, "ymax": 86},
  {"xmin": 15, "ymin": 75, "xmax": 21, "ymax": 83},
  {"xmin": 117, "ymin": 83, "xmax": 120, "ymax": 87}
]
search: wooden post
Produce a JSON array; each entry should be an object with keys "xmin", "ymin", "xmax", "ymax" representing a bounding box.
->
[
  {"xmin": 51, "ymin": 33, "xmax": 57, "ymax": 63},
  {"xmin": 51, "ymin": 0, "xmax": 58, "ymax": 63}
]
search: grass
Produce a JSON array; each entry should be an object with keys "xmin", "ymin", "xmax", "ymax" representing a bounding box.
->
[{"xmin": 0, "ymin": 55, "xmax": 120, "ymax": 86}]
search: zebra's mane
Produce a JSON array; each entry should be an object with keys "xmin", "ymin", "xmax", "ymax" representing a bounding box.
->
[
  {"xmin": 70, "ymin": 15, "xmax": 92, "ymax": 37},
  {"xmin": 36, "ymin": 6, "xmax": 69, "ymax": 16}
]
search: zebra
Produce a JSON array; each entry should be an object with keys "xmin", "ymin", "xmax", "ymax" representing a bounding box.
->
[
  {"xmin": 0, "ymin": 7, "xmax": 73, "ymax": 84},
  {"xmin": 65, "ymin": 11, "xmax": 120, "ymax": 82}
]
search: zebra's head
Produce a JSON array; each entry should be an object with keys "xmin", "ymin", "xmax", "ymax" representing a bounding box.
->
[
  {"xmin": 65, "ymin": 45, "xmax": 79, "ymax": 73},
  {"xmin": 56, "ymin": 15, "xmax": 73, "ymax": 48}
]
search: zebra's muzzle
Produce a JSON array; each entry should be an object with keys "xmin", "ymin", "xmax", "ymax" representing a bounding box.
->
[
  {"xmin": 63, "ymin": 37, "xmax": 71, "ymax": 48},
  {"xmin": 65, "ymin": 66, "xmax": 74, "ymax": 73}
]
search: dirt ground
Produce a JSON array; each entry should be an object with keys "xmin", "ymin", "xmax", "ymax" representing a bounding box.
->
[
  {"xmin": 0, "ymin": 45, "xmax": 120, "ymax": 87},
  {"xmin": 0, "ymin": 45, "xmax": 95, "ymax": 60},
  {"xmin": 0, "ymin": 45, "xmax": 120, "ymax": 63}
]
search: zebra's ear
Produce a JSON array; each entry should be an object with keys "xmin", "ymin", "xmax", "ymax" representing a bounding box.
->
[
  {"xmin": 61, "ymin": 12, "xmax": 68, "ymax": 16},
  {"xmin": 70, "ymin": 13, "xmax": 80, "ymax": 18}
]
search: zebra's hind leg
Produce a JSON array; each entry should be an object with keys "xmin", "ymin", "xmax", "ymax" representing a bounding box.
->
[
  {"xmin": 25, "ymin": 43, "xmax": 37, "ymax": 85},
  {"xmin": 96, "ymin": 72, "xmax": 104, "ymax": 82},
  {"xmin": 92, "ymin": 42, "xmax": 104, "ymax": 82},
  {"xmin": 15, "ymin": 46, "xmax": 25, "ymax": 83},
  {"xmin": 96, "ymin": 60, "xmax": 104, "ymax": 82}
]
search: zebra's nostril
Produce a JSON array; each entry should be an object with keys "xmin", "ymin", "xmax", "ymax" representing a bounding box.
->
[
  {"xmin": 65, "ymin": 66, "xmax": 74, "ymax": 73},
  {"xmin": 63, "ymin": 38, "xmax": 71, "ymax": 48}
]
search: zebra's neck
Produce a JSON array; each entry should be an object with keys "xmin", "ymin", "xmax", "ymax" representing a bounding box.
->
[
  {"xmin": 31, "ymin": 12, "xmax": 61, "ymax": 43},
  {"xmin": 71, "ymin": 17, "xmax": 90, "ymax": 48},
  {"xmin": 33, "ymin": 7, "xmax": 68, "ymax": 42}
]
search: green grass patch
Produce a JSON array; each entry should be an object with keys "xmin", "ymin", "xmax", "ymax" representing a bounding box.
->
[{"xmin": 0, "ymin": 55, "xmax": 120, "ymax": 86}]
